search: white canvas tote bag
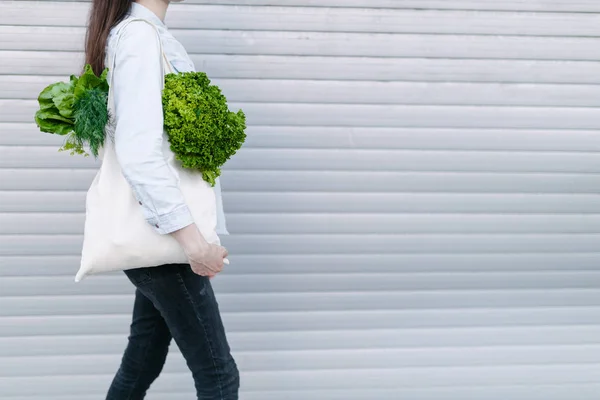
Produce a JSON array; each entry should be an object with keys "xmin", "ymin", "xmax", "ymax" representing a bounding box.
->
[{"xmin": 75, "ymin": 18, "xmax": 219, "ymax": 282}]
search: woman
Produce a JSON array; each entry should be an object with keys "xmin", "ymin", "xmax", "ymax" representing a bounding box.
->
[{"xmin": 85, "ymin": 0, "xmax": 239, "ymax": 398}]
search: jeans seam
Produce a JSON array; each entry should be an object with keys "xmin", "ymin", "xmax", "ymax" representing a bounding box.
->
[{"xmin": 176, "ymin": 271, "xmax": 225, "ymax": 400}]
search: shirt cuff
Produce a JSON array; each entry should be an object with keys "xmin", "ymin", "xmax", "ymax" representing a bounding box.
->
[{"xmin": 146, "ymin": 204, "xmax": 195, "ymax": 235}]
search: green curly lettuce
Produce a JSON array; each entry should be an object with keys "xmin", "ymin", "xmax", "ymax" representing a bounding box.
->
[
  {"xmin": 34, "ymin": 65, "xmax": 109, "ymax": 157},
  {"xmin": 162, "ymin": 71, "xmax": 246, "ymax": 186}
]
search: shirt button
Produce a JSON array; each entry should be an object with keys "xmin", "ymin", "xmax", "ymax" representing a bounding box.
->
[
  {"xmin": 155, "ymin": 224, "xmax": 160, "ymax": 228},
  {"xmin": 138, "ymin": 201, "xmax": 142, "ymax": 205}
]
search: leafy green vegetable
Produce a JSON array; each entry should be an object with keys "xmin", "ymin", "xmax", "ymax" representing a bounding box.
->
[
  {"xmin": 59, "ymin": 135, "xmax": 89, "ymax": 157},
  {"xmin": 34, "ymin": 111, "xmax": 74, "ymax": 136},
  {"xmin": 73, "ymin": 65, "xmax": 109, "ymax": 101},
  {"xmin": 34, "ymin": 64, "xmax": 109, "ymax": 157},
  {"xmin": 35, "ymin": 66, "xmax": 245, "ymax": 180},
  {"xmin": 163, "ymin": 71, "xmax": 246, "ymax": 186},
  {"xmin": 73, "ymin": 87, "xmax": 109, "ymax": 157},
  {"xmin": 35, "ymin": 82, "xmax": 75, "ymax": 135}
]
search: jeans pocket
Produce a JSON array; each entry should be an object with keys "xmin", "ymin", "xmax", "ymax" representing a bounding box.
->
[{"xmin": 124, "ymin": 267, "xmax": 153, "ymax": 287}]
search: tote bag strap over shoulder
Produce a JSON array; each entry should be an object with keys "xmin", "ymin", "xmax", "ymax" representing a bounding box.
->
[{"xmin": 107, "ymin": 17, "xmax": 174, "ymax": 109}]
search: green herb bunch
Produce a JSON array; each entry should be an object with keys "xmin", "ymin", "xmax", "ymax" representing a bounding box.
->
[
  {"xmin": 35, "ymin": 65, "xmax": 109, "ymax": 157},
  {"xmin": 162, "ymin": 71, "xmax": 246, "ymax": 186}
]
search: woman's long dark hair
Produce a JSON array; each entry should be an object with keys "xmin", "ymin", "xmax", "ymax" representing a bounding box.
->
[{"xmin": 85, "ymin": 0, "xmax": 132, "ymax": 75}]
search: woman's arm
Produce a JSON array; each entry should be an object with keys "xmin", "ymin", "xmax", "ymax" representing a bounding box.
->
[
  {"xmin": 112, "ymin": 21, "xmax": 192, "ymax": 235},
  {"xmin": 112, "ymin": 21, "xmax": 227, "ymax": 275}
]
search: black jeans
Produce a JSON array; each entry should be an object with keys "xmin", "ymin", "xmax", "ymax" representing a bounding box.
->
[{"xmin": 106, "ymin": 264, "xmax": 239, "ymax": 400}]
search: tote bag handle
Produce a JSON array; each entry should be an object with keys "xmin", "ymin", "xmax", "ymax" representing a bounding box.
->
[{"xmin": 108, "ymin": 17, "xmax": 174, "ymax": 108}]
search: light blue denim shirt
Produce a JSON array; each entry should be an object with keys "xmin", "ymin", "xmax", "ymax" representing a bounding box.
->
[{"xmin": 106, "ymin": 3, "xmax": 228, "ymax": 235}]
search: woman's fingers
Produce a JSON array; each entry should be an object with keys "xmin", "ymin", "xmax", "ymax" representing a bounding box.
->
[
  {"xmin": 221, "ymin": 246, "xmax": 229, "ymax": 259},
  {"xmin": 194, "ymin": 267, "xmax": 217, "ymax": 279},
  {"xmin": 191, "ymin": 266, "xmax": 205, "ymax": 276}
]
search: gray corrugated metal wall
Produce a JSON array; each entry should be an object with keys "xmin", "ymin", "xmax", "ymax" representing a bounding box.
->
[{"xmin": 2, "ymin": 0, "xmax": 600, "ymax": 398}]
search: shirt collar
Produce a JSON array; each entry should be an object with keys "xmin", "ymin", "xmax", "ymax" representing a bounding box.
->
[{"xmin": 129, "ymin": 3, "xmax": 166, "ymax": 28}]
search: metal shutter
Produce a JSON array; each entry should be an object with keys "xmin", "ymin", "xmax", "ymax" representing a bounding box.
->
[{"xmin": 1, "ymin": 0, "xmax": 600, "ymax": 398}]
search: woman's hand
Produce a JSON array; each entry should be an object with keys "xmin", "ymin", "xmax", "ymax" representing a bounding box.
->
[
  {"xmin": 171, "ymin": 224, "xmax": 228, "ymax": 278},
  {"xmin": 188, "ymin": 243, "xmax": 228, "ymax": 278}
]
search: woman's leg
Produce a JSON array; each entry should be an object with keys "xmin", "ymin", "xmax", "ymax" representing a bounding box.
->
[
  {"xmin": 106, "ymin": 285, "xmax": 172, "ymax": 400},
  {"xmin": 132, "ymin": 263, "xmax": 239, "ymax": 400}
]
